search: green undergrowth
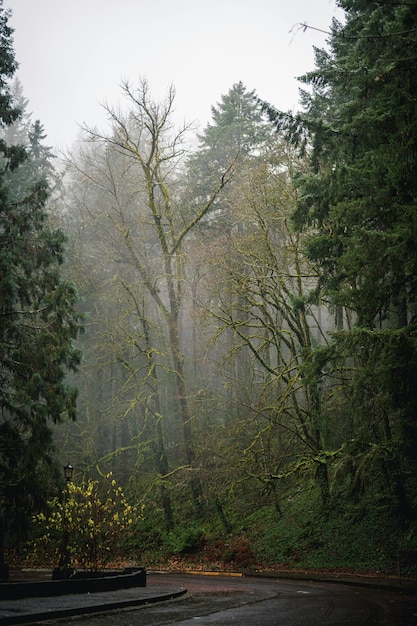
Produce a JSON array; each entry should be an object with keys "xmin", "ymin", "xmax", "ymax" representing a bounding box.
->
[
  {"xmin": 245, "ymin": 502, "xmax": 416, "ymax": 576},
  {"xmin": 135, "ymin": 491, "xmax": 417, "ymax": 577},
  {"xmin": 8, "ymin": 489, "xmax": 417, "ymax": 578}
]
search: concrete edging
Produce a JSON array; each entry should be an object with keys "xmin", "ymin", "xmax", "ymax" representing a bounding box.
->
[{"xmin": 0, "ymin": 568, "xmax": 146, "ymax": 601}]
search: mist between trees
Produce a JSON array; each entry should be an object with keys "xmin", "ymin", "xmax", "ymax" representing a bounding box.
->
[
  {"xmin": 59, "ymin": 79, "xmax": 334, "ymax": 524},
  {"xmin": 2, "ymin": 0, "xmax": 417, "ymax": 574}
]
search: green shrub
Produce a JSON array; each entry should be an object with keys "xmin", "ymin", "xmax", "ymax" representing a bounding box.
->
[{"xmin": 164, "ymin": 523, "xmax": 205, "ymax": 555}]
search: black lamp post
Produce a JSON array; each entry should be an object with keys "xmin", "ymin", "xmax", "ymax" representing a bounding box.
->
[
  {"xmin": 53, "ymin": 463, "xmax": 74, "ymax": 579},
  {"xmin": 64, "ymin": 463, "xmax": 73, "ymax": 482}
]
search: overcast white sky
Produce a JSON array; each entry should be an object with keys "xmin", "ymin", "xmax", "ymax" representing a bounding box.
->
[{"xmin": 9, "ymin": 0, "xmax": 343, "ymax": 151}]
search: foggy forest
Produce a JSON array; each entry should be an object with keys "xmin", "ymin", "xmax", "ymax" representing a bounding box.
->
[{"xmin": 2, "ymin": 0, "xmax": 417, "ymax": 578}]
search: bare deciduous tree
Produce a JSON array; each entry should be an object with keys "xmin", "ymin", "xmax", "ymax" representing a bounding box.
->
[{"xmin": 66, "ymin": 79, "xmax": 234, "ymax": 517}]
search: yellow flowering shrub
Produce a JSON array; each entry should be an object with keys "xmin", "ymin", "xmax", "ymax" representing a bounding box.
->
[{"xmin": 33, "ymin": 473, "xmax": 142, "ymax": 572}]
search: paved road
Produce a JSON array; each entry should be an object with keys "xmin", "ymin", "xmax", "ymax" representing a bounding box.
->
[{"xmin": 36, "ymin": 572, "xmax": 417, "ymax": 626}]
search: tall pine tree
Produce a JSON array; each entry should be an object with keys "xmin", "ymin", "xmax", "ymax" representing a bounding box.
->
[
  {"xmin": 186, "ymin": 81, "xmax": 273, "ymax": 233},
  {"xmin": 0, "ymin": 2, "xmax": 82, "ymax": 570},
  {"xmin": 263, "ymin": 0, "xmax": 417, "ymax": 518}
]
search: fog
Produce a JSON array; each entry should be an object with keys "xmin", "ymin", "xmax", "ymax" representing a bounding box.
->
[{"xmin": 9, "ymin": 0, "xmax": 342, "ymax": 150}]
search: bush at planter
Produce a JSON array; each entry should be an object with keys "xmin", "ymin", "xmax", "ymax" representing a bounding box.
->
[{"xmin": 32, "ymin": 473, "xmax": 142, "ymax": 572}]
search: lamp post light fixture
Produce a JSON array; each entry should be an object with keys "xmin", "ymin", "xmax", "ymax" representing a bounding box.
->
[{"xmin": 64, "ymin": 463, "xmax": 73, "ymax": 482}]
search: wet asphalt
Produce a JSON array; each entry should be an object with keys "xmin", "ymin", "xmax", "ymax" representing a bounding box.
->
[{"xmin": 1, "ymin": 569, "xmax": 416, "ymax": 625}]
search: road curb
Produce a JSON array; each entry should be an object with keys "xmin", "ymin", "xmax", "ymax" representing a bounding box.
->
[
  {"xmin": 244, "ymin": 570, "xmax": 417, "ymax": 594},
  {"xmin": 0, "ymin": 588, "xmax": 187, "ymax": 625},
  {"xmin": 163, "ymin": 568, "xmax": 417, "ymax": 594}
]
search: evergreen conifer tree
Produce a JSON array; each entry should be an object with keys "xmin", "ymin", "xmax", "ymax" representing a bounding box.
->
[
  {"xmin": 186, "ymin": 81, "xmax": 272, "ymax": 232},
  {"xmin": 262, "ymin": 0, "xmax": 417, "ymax": 518},
  {"xmin": 0, "ymin": 2, "xmax": 82, "ymax": 568}
]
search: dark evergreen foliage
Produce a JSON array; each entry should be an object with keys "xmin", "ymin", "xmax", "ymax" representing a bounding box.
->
[
  {"xmin": 0, "ymin": 1, "xmax": 82, "ymax": 560},
  {"xmin": 186, "ymin": 81, "xmax": 273, "ymax": 231},
  {"xmin": 262, "ymin": 0, "xmax": 417, "ymax": 520}
]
